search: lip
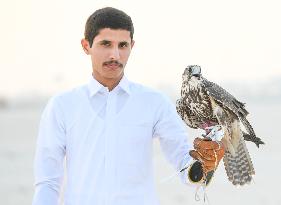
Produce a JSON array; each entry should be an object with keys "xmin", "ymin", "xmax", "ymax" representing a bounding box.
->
[{"xmin": 104, "ymin": 64, "xmax": 120, "ymax": 70}]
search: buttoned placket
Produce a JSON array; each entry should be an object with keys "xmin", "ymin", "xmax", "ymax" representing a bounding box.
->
[{"xmin": 104, "ymin": 88, "xmax": 118, "ymax": 205}]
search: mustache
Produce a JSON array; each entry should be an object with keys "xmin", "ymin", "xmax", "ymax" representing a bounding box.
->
[{"xmin": 103, "ymin": 60, "xmax": 123, "ymax": 68}]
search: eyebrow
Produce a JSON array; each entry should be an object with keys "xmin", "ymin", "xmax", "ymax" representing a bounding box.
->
[
  {"xmin": 98, "ymin": 40, "xmax": 130, "ymax": 45},
  {"xmin": 119, "ymin": 41, "xmax": 129, "ymax": 46},
  {"xmin": 99, "ymin": 40, "xmax": 111, "ymax": 44}
]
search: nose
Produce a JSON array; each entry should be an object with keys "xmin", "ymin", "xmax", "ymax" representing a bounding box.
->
[{"xmin": 109, "ymin": 46, "xmax": 120, "ymax": 60}]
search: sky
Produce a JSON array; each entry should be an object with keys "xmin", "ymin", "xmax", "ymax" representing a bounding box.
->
[{"xmin": 0, "ymin": 0, "xmax": 281, "ymax": 97}]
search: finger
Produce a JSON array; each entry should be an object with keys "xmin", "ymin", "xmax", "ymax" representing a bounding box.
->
[
  {"xmin": 189, "ymin": 150, "xmax": 203, "ymax": 162},
  {"xmin": 215, "ymin": 147, "xmax": 225, "ymax": 157},
  {"xmin": 202, "ymin": 159, "xmax": 217, "ymax": 167},
  {"xmin": 203, "ymin": 165, "xmax": 215, "ymax": 173},
  {"xmin": 190, "ymin": 150, "xmax": 217, "ymax": 165},
  {"xmin": 196, "ymin": 151, "xmax": 217, "ymax": 167},
  {"xmin": 193, "ymin": 137, "xmax": 205, "ymax": 148},
  {"xmin": 201, "ymin": 160, "xmax": 217, "ymax": 173},
  {"xmin": 195, "ymin": 138, "xmax": 223, "ymax": 150},
  {"xmin": 202, "ymin": 159, "xmax": 218, "ymax": 172},
  {"xmin": 190, "ymin": 150, "xmax": 222, "ymax": 169},
  {"xmin": 195, "ymin": 140, "xmax": 222, "ymax": 150},
  {"xmin": 196, "ymin": 148, "xmax": 217, "ymax": 161},
  {"xmin": 190, "ymin": 150, "xmax": 218, "ymax": 173}
]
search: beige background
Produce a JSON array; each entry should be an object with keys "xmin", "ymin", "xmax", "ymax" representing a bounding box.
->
[{"xmin": 0, "ymin": 0, "xmax": 280, "ymax": 204}]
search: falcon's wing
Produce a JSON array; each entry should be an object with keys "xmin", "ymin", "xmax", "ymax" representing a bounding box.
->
[
  {"xmin": 203, "ymin": 77, "xmax": 264, "ymax": 147},
  {"xmin": 202, "ymin": 77, "xmax": 249, "ymax": 117}
]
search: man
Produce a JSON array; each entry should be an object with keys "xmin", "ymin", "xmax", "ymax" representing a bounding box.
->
[{"xmin": 32, "ymin": 7, "xmax": 224, "ymax": 205}]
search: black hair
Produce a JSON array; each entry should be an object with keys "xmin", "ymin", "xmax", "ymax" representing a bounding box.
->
[{"xmin": 84, "ymin": 7, "xmax": 134, "ymax": 47}]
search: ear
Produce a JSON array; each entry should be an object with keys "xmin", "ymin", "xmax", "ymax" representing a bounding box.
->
[
  {"xmin": 81, "ymin": 39, "xmax": 90, "ymax": 55},
  {"xmin": 131, "ymin": 39, "xmax": 135, "ymax": 49}
]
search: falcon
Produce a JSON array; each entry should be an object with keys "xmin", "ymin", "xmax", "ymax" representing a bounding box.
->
[{"xmin": 176, "ymin": 65, "xmax": 264, "ymax": 186}]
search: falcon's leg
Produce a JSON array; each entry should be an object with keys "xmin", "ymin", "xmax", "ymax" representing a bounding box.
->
[{"xmin": 209, "ymin": 98, "xmax": 236, "ymax": 155}]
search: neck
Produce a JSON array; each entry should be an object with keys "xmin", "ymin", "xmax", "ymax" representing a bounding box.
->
[{"xmin": 92, "ymin": 73, "xmax": 123, "ymax": 91}]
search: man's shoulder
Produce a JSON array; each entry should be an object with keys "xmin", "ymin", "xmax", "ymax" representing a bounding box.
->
[
  {"xmin": 131, "ymin": 81, "xmax": 161, "ymax": 95},
  {"xmin": 47, "ymin": 84, "xmax": 88, "ymax": 106},
  {"xmin": 129, "ymin": 81, "xmax": 172, "ymax": 103}
]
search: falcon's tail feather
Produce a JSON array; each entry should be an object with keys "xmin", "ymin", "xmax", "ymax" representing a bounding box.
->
[
  {"xmin": 223, "ymin": 137, "xmax": 255, "ymax": 186},
  {"xmin": 243, "ymin": 132, "xmax": 264, "ymax": 147},
  {"xmin": 240, "ymin": 116, "xmax": 265, "ymax": 147}
]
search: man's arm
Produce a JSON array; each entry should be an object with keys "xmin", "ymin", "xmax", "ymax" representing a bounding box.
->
[
  {"xmin": 32, "ymin": 96, "xmax": 66, "ymax": 205},
  {"xmin": 152, "ymin": 94, "xmax": 194, "ymax": 185}
]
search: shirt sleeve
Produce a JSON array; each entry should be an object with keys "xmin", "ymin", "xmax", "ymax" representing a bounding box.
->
[
  {"xmin": 32, "ymin": 96, "xmax": 66, "ymax": 205},
  {"xmin": 152, "ymin": 94, "xmax": 196, "ymax": 186}
]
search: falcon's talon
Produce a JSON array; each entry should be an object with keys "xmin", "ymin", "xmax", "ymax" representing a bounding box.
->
[{"xmin": 204, "ymin": 125, "xmax": 224, "ymax": 141}]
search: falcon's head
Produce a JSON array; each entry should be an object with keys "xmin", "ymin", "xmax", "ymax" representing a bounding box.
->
[{"xmin": 182, "ymin": 65, "xmax": 202, "ymax": 81}]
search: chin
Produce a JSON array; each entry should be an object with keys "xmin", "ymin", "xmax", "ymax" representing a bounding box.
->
[{"xmin": 104, "ymin": 71, "xmax": 124, "ymax": 80}]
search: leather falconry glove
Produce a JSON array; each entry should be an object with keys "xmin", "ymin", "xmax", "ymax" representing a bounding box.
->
[{"xmin": 189, "ymin": 137, "xmax": 225, "ymax": 173}]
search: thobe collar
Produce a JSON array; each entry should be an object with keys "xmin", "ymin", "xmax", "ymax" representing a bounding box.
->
[{"xmin": 88, "ymin": 75, "xmax": 131, "ymax": 97}]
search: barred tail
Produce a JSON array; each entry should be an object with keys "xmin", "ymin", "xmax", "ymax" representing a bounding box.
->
[{"xmin": 223, "ymin": 137, "xmax": 255, "ymax": 186}]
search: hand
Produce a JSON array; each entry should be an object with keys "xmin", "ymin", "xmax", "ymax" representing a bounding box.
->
[{"xmin": 189, "ymin": 137, "xmax": 225, "ymax": 173}]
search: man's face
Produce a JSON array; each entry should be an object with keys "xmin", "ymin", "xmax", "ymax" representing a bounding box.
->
[{"xmin": 81, "ymin": 28, "xmax": 134, "ymax": 85}]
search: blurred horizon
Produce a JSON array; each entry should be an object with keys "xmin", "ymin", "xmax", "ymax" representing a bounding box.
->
[{"xmin": 1, "ymin": 75, "xmax": 280, "ymax": 110}]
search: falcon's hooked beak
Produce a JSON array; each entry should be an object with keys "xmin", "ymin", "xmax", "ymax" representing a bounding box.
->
[
  {"xmin": 192, "ymin": 73, "xmax": 201, "ymax": 78},
  {"xmin": 184, "ymin": 65, "xmax": 202, "ymax": 77},
  {"xmin": 191, "ymin": 66, "xmax": 201, "ymax": 77}
]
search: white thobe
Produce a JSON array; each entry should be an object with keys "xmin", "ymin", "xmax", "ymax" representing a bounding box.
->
[{"xmin": 32, "ymin": 76, "xmax": 193, "ymax": 205}]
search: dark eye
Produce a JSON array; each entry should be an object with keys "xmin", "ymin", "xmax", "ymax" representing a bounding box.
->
[
  {"xmin": 101, "ymin": 41, "xmax": 110, "ymax": 47},
  {"xmin": 119, "ymin": 42, "xmax": 128, "ymax": 48}
]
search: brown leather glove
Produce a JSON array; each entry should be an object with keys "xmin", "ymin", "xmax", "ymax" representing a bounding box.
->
[{"xmin": 189, "ymin": 137, "xmax": 225, "ymax": 173}]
